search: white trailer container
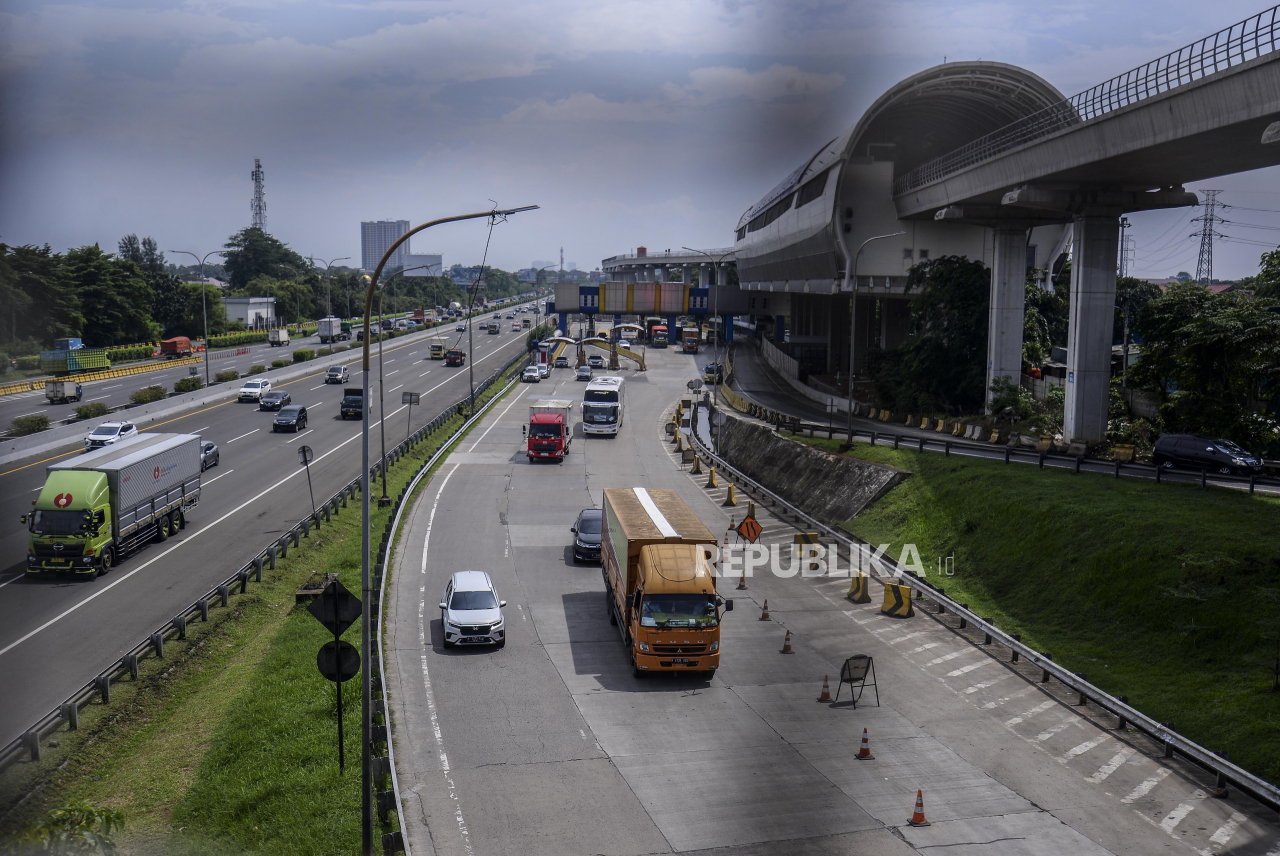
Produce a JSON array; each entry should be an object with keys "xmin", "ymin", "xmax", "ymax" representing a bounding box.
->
[
  {"xmin": 47, "ymin": 433, "xmax": 202, "ymax": 559},
  {"xmin": 269, "ymin": 328, "xmax": 291, "ymax": 347},
  {"xmin": 529, "ymin": 400, "xmax": 573, "ymax": 434},
  {"xmin": 317, "ymin": 316, "xmax": 343, "ymax": 344},
  {"xmin": 45, "ymin": 380, "xmax": 83, "ymax": 404}
]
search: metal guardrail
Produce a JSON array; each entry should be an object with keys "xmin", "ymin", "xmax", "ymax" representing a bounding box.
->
[
  {"xmin": 0, "ymin": 356, "xmax": 204, "ymax": 399},
  {"xmin": 894, "ymin": 5, "xmax": 1280, "ymax": 196},
  {"xmin": 686, "ymin": 403, "xmax": 1280, "ymax": 813},
  {"xmin": 0, "ymin": 349, "xmax": 530, "ymax": 822}
]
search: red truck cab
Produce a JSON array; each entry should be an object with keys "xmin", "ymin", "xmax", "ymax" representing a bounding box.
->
[
  {"xmin": 525, "ymin": 400, "xmax": 572, "ymax": 462},
  {"xmin": 445, "ymin": 349, "xmax": 466, "ymax": 366}
]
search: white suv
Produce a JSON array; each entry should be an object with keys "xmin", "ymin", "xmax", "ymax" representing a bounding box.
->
[
  {"xmin": 237, "ymin": 378, "xmax": 272, "ymax": 401},
  {"xmin": 438, "ymin": 571, "xmax": 506, "ymax": 648},
  {"xmin": 84, "ymin": 421, "xmax": 138, "ymax": 449}
]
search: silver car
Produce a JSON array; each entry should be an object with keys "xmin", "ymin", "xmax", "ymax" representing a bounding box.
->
[{"xmin": 439, "ymin": 571, "xmax": 506, "ymax": 648}]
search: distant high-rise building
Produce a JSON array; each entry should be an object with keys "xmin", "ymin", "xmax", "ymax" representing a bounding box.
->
[{"xmin": 361, "ymin": 220, "xmax": 411, "ymax": 270}]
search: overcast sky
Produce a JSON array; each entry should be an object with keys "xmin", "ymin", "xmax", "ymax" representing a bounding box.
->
[{"xmin": 2, "ymin": 0, "xmax": 1278, "ymax": 279}]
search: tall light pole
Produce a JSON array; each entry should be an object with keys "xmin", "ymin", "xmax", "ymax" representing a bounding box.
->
[
  {"xmin": 373, "ymin": 263, "xmax": 435, "ymax": 505},
  {"xmin": 171, "ymin": 250, "xmax": 223, "ymax": 386},
  {"xmin": 311, "ymin": 256, "xmax": 351, "ymax": 317},
  {"xmin": 844, "ymin": 231, "xmax": 905, "ymax": 445},
  {"xmin": 681, "ymin": 247, "xmax": 734, "ymax": 407},
  {"xmin": 356, "ymin": 205, "xmax": 537, "ymax": 856}
]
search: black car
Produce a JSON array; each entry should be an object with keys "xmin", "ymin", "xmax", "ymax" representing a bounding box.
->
[
  {"xmin": 273, "ymin": 404, "xmax": 308, "ymax": 432},
  {"xmin": 340, "ymin": 392, "xmax": 365, "ymax": 419},
  {"xmin": 200, "ymin": 440, "xmax": 219, "ymax": 471},
  {"xmin": 259, "ymin": 390, "xmax": 291, "ymax": 411},
  {"xmin": 570, "ymin": 508, "xmax": 603, "ymax": 563},
  {"xmin": 1152, "ymin": 434, "xmax": 1262, "ymax": 475}
]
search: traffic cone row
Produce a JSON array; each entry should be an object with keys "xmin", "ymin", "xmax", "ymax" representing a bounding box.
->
[
  {"xmin": 781, "ymin": 629, "xmax": 793, "ymax": 653},
  {"xmin": 759, "ymin": 599, "xmax": 769, "ymax": 620},
  {"xmin": 818, "ymin": 675, "xmax": 831, "ymax": 702}
]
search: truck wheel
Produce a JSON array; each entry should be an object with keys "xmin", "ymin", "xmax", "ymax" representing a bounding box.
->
[
  {"xmin": 99, "ymin": 546, "xmax": 114, "ymax": 576},
  {"xmin": 155, "ymin": 514, "xmax": 169, "ymax": 542},
  {"xmin": 169, "ymin": 512, "xmax": 182, "ymax": 537},
  {"xmin": 607, "ymin": 594, "xmax": 617, "ymax": 625},
  {"xmin": 631, "ymin": 653, "xmax": 645, "ymax": 679}
]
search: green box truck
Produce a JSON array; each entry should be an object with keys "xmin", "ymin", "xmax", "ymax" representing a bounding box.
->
[{"xmin": 22, "ymin": 433, "xmax": 202, "ymax": 576}]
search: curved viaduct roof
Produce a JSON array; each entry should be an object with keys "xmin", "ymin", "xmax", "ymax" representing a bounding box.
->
[{"xmin": 738, "ymin": 62, "xmax": 1066, "ymax": 229}]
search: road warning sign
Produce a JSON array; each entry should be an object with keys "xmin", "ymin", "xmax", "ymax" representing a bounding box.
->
[{"xmin": 736, "ymin": 516, "xmax": 762, "ymax": 543}]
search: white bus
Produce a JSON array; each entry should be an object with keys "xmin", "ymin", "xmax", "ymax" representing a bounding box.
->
[{"xmin": 582, "ymin": 376, "xmax": 624, "ymax": 436}]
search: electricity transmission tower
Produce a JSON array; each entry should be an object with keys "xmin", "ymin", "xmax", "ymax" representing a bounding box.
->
[
  {"xmin": 251, "ymin": 158, "xmax": 267, "ymax": 230},
  {"xmin": 1117, "ymin": 217, "xmax": 1134, "ymax": 276},
  {"xmin": 1193, "ymin": 189, "xmax": 1223, "ymax": 283}
]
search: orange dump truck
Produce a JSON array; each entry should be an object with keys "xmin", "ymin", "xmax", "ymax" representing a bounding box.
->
[{"xmin": 601, "ymin": 487, "xmax": 731, "ymax": 677}]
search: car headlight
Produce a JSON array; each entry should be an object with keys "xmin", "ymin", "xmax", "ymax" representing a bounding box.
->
[
  {"xmin": 1232, "ymin": 458, "xmax": 1245, "ymax": 465},
  {"xmin": 709, "ymin": 641, "xmax": 719, "ymax": 652},
  {"xmin": 637, "ymin": 641, "xmax": 650, "ymax": 653}
]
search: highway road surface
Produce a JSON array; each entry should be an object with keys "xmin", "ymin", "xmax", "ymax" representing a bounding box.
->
[
  {"xmin": 0, "ymin": 317, "xmax": 532, "ymax": 748},
  {"xmin": 384, "ymin": 345, "xmax": 1280, "ymax": 856}
]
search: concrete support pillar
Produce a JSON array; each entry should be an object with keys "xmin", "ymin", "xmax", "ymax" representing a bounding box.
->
[
  {"xmin": 986, "ymin": 226, "xmax": 1029, "ymax": 409},
  {"xmin": 722, "ymin": 315, "xmax": 734, "ymax": 343},
  {"xmin": 667, "ymin": 316, "xmax": 677, "ymax": 338},
  {"xmin": 1063, "ymin": 215, "xmax": 1120, "ymax": 443},
  {"xmin": 775, "ymin": 315, "xmax": 786, "ymax": 343},
  {"xmin": 681, "ymin": 264, "xmax": 690, "ymax": 284},
  {"xmin": 558, "ymin": 311, "xmax": 569, "ymax": 334},
  {"xmin": 700, "ymin": 263, "xmax": 710, "ymax": 287}
]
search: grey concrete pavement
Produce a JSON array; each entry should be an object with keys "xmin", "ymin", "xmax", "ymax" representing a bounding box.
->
[{"xmin": 387, "ymin": 344, "xmax": 1280, "ymax": 855}]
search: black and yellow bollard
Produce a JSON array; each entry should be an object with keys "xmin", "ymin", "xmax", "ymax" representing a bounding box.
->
[
  {"xmin": 881, "ymin": 583, "xmax": 914, "ymax": 617},
  {"xmin": 690, "ymin": 455, "xmax": 703, "ymax": 475},
  {"xmin": 675, "ymin": 433, "xmax": 684, "ymax": 452},
  {"xmin": 847, "ymin": 572, "xmax": 872, "ymax": 604},
  {"xmin": 705, "ymin": 467, "xmax": 718, "ymax": 489},
  {"xmin": 794, "ymin": 532, "xmax": 820, "ymax": 574},
  {"xmin": 723, "ymin": 484, "xmax": 738, "ymax": 506}
]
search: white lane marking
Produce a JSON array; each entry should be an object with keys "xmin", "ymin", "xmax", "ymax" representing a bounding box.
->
[
  {"xmin": 16, "ymin": 410, "xmax": 46, "ymax": 417},
  {"xmin": 227, "ymin": 429, "xmax": 259, "ymax": 443},
  {"xmin": 386, "ymin": 370, "xmax": 399, "ymax": 376},
  {"xmin": 84, "ymin": 396, "xmax": 110, "ymax": 402},
  {"xmin": 1208, "ymin": 812, "xmax": 1246, "ymax": 845},
  {"xmin": 31, "ymin": 485, "xmax": 43, "ymax": 492},
  {"xmin": 1060, "ymin": 733, "xmax": 1111, "ymax": 763},
  {"xmin": 192, "ymin": 426, "xmax": 209, "ymax": 434},
  {"xmin": 0, "ymin": 429, "xmax": 363, "ymax": 660},
  {"xmin": 203, "ymin": 469, "xmax": 235, "ymax": 485},
  {"xmin": 1121, "ymin": 768, "xmax": 1171, "ymax": 803},
  {"xmin": 385, "ymin": 359, "xmax": 396, "ymax": 363},
  {"xmin": 925, "ymin": 649, "xmax": 969, "ymax": 666},
  {"xmin": 962, "ymin": 676, "xmax": 1008, "ymax": 694},
  {"xmin": 419, "ymin": 371, "xmax": 432, "ymax": 377},
  {"xmin": 466, "ymin": 384, "xmax": 527, "ymax": 451},
  {"xmin": 416, "ymin": 463, "xmax": 472, "ymax": 855},
  {"xmin": 102, "ymin": 384, "xmax": 122, "ymax": 390},
  {"xmin": 311, "ymin": 384, "xmax": 326, "ymax": 390},
  {"xmin": 907, "ymin": 642, "xmax": 940, "ymax": 654},
  {"xmin": 1034, "ymin": 717, "xmax": 1079, "ymax": 742},
  {"xmin": 0, "ymin": 574, "xmax": 27, "ymax": 589},
  {"xmin": 888, "ymin": 631, "xmax": 927, "ymax": 645},
  {"xmin": 285, "ymin": 430, "xmax": 314, "ymax": 444},
  {"xmin": 1086, "ymin": 747, "xmax": 1135, "ymax": 783},
  {"xmin": 1006, "ymin": 700, "xmax": 1056, "ymax": 726},
  {"xmin": 389, "ymin": 384, "xmax": 402, "ymax": 393},
  {"xmin": 1158, "ymin": 802, "xmax": 1195, "ymax": 834},
  {"xmin": 946, "ymin": 659, "xmax": 991, "ymax": 677},
  {"xmin": 982, "ymin": 684, "xmax": 1038, "ymax": 710}
]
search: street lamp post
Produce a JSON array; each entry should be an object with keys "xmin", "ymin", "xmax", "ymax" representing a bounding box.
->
[
  {"xmin": 171, "ymin": 250, "xmax": 223, "ymax": 385},
  {"xmin": 843, "ymin": 231, "xmax": 906, "ymax": 446},
  {"xmin": 355, "ymin": 205, "xmax": 537, "ymax": 856},
  {"xmin": 681, "ymin": 247, "xmax": 734, "ymax": 407},
  {"xmin": 311, "ymin": 256, "xmax": 351, "ymax": 317}
]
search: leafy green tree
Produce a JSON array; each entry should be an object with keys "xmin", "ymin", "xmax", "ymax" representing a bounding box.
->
[
  {"xmin": 1131, "ymin": 282, "xmax": 1280, "ymax": 449},
  {"xmin": 2, "ymin": 798, "xmax": 123, "ymax": 854},
  {"xmin": 222, "ymin": 227, "xmax": 309, "ymax": 292},
  {"xmin": 866, "ymin": 255, "xmax": 990, "ymax": 414},
  {"xmin": 66, "ymin": 245, "xmax": 159, "ymax": 347},
  {"xmin": 0, "ymin": 244, "xmax": 83, "ymax": 351},
  {"xmin": 1113, "ymin": 276, "xmax": 1163, "ymax": 347},
  {"xmin": 1022, "ymin": 274, "xmax": 1069, "ymax": 365},
  {"xmin": 1255, "ymin": 248, "xmax": 1280, "ymax": 301}
]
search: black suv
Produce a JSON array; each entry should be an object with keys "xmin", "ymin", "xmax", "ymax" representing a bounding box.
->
[
  {"xmin": 273, "ymin": 404, "xmax": 308, "ymax": 432},
  {"xmin": 1152, "ymin": 434, "xmax": 1262, "ymax": 475},
  {"xmin": 259, "ymin": 390, "xmax": 291, "ymax": 411},
  {"xmin": 570, "ymin": 508, "xmax": 603, "ymax": 563}
]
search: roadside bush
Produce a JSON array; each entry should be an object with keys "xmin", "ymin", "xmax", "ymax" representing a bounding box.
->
[
  {"xmin": 129, "ymin": 385, "xmax": 166, "ymax": 405},
  {"xmin": 15, "ymin": 356, "xmax": 40, "ymax": 371},
  {"xmin": 987, "ymin": 376, "xmax": 1035, "ymax": 422},
  {"xmin": 11, "ymin": 414, "xmax": 51, "ymax": 435},
  {"xmin": 174, "ymin": 376, "xmax": 204, "ymax": 394},
  {"xmin": 107, "ymin": 345, "xmax": 155, "ymax": 363},
  {"xmin": 0, "ymin": 352, "xmax": 9, "ymax": 374},
  {"xmin": 248, "ymin": 364, "xmax": 267, "ymax": 375},
  {"xmin": 214, "ymin": 370, "xmax": 240, "ymax": 383},
  {"xmin": 292, "ymin": 349, "xmax": 316, "ymax": 363},
  {"xmin": 74, "ymin": 402, "xmax": 110, "ymax": 420},
  {"xmin": 332, "ymin": 345, "xmax": 348, "ymax": 353},
  {"xmin": 316, "ymin": 348, "xmax": 333, "ymax": 358},
  {"xmin": 271, "ymin": 359, "xmax": 290, "ymax": 369},
  {"xmin": 209, "ymin": 331, "xmax": 268, "ymax": 348}
]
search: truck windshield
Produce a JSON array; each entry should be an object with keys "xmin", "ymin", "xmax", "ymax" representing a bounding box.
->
[
  {"xmin": 30, "ymin": 509, "xmax": 90, "ymax": 536},
  {"xmin": 640, "ymin": 593, "xmax": 718, "ymax": 628},
  {"xmin": 583, "ymin": 404, "xmax": 618, "ymax": 424},
  {"xmin": 450, "ymin": 590, "xmax": 497, "ymax": 610},
  {"xmin": 529, "ymin": 424, "xmax": 561, "ymax": 439}
]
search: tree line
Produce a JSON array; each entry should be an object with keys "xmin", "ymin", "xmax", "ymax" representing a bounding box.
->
[
  {"xmin": 0, "ymin": 226, "xmax": 534, "ymax": 362},
  {"xmin": 866, "ymin": 251, "xmax": 1280, "ymax": 453}
]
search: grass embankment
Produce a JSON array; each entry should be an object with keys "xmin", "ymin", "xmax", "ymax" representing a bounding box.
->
[
  {"xmin": 0, "ymin": 361, "xmax": 526, "ymax": 854},
  {"xmin": 786, "ymin": 433, "xmax": 1280, "ymax": 782}
]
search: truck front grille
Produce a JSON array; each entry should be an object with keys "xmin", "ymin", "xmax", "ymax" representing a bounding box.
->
[
  {"xmin": 653, "ymin": 645, "xmax": 707, "ymax": 655},
  {"xmin": 33, "ymin": 542, "xmax": 81, "ymax": 557}
]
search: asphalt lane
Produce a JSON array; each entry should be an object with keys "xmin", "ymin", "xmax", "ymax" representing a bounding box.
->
[
  {"xmin": 0, "ymin": 321, "xmax": 531, "ymax": 747},
  {"xmin": 386, "ymin": 346, "xmax": 1280, "ymax": 856}
]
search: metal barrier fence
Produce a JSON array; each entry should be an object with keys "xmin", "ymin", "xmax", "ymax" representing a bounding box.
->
[
  {"xmin": 0, "ymin": 356, "xmax": 203, "ymax": 399},
  {"xmin": 894, "ymin": 5, "xmax": 1280, "ymax": 195},
  {"xmin": 687, "ymin": 402, "xmax": 1280, "ymax": 812},
  {"xmin": 0, "ymin": 349, "xmax": 531, "ymax": 855}
]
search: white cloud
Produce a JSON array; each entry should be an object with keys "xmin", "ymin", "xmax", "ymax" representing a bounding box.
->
[{"xmin": 666, "ymin": 64, "xmax": 845, "ymax": 106}]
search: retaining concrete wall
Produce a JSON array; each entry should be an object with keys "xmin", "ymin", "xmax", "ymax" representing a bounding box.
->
[{"xmin": 716, "ymin": 409, "xmax": 908, "ymax": 522}]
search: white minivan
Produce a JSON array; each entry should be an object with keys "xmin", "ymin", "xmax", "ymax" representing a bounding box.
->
[
  {"xmin": 439, "ymin": 571, "xmax": 506, "ymax": 648},
  {"xmin": 237, "ymin": 378, "xmax": 272, "ymax": 401}
]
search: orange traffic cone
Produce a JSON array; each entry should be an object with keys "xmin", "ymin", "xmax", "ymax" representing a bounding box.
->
[
  {"xmin": 759, "ymin": 599, "xmax": 770, "ymax": 620},
  {"xmin": 737, "ymin": 573, "xmax": 748, "ymax": 591},
  {"xmin": 781, "ymin": 630, "xmax": 793, "ymax": 654},
  {"xmin": 818, "ymin": 675, "xmax": 831, "ymax": 702},
  {"xmin": 856, "ymin": 728, "xmax": 874, "ymax": 760},
  {"xmin": 907, "ymin": 789, "xmax": 930, "ymax": 827}
]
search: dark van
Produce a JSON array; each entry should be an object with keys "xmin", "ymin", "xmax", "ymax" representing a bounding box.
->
[{"xmin": 1151, "ymin": 434, "xmax": 1262, "ymax": 475}]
